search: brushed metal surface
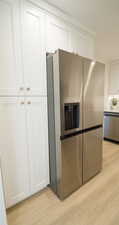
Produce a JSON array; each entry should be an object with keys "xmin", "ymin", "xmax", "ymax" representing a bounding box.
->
[
  {"xmin": 52, "ymin": 50, "xmax": 83, "ymax": 198},
  {"xmin": 83, "ymin": 59, "xmax": 104, "ymax": 184},
  {"xmin": 59, "ymin": 50, "xmax": 83, "ymax": 136},
  {"xmin": 47, "ymin": 50, "xmax": 105, "ymax": 200},
  {"xmin": 83, "ymin": 59, "xmax": 105, "ymax": 129},
  {"xmin": 59, "ymin": 135, "xmax": 82, "ymax": 199},
  {"xmin": 47, "ymin": 55, "xmax": 57, "ymax": 193},
  {"xmin": 83, "ymin": 128, "xmax": 103, "ymax": 183},
  {"xmin": 53, "ymin": 51, "xmax": 62, "ymax": 195},
  {"xmin": 104, "ymin": 115, "xmax": 119, "ymax": 141},
  {"xmin": 47, "ymin": 51, "xmax": 83, "ymax": 199}
]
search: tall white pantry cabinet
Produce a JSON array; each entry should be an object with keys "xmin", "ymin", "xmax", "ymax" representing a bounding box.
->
[
  {"xmin": 0, "ymin": 0, "xmax": 49, "ymax": 208},
  {"xmin": 0, "ymin": 0, "xmax": 95, "ymax": 208}
]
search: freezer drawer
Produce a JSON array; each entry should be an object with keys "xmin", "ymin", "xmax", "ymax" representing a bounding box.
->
[
  {"xmin": 59, "ymin": 135, "xmax": 82, "ymax": 199},
  {"xmin": 83, "ymin": 128, "xmax": 103, "ymax": 184},
  {"xmin": 104, "ymin": 115, "xmax": 119, "ymax": 142}
]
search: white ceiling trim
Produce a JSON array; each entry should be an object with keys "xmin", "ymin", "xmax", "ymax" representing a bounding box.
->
[{"xmin": 27, "ymin": 0, "xmax": 96, "ymax": 37}]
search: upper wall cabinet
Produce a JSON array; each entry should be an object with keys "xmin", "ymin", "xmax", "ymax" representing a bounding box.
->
[
  {"xmin": 46, "ymin": 15, "xmax": 70, "ymax": 53},
  {"xmin": 46, "ymin": 14, "xmax": 95, "ymax": 58},
  {"xmin": 22, "ymin": 2, "xmax": 47, "ymax": 96},
  {"xmin": 0, "ymin": 0, "xmax": 24, "ymax": 96},
  {"xmin": 0, "ymin": 0, "xmax": 95, "ymax": 97},
  {"xmin": 70, "ymin": 29, "xmax": 94, "ymax": 58},
  {"xmin": 108, "ymin": 61, "xmax": 119, "ymax": 95}
]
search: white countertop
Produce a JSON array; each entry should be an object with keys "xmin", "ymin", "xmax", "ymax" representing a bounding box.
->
[{"xmin": 104, "ymin": 108, "xmax": 119, "ymax": 113}]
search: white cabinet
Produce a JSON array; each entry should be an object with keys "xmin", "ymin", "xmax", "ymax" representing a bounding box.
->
[
  {"xmin": 22, "ymin": 2, "xmax": 47, "ymax": 96},
  {"xmin": 0, "ymin": 97, "xmax": 29, "ymax": 208},
  {"xmin": 46, "ymin": 15, "xmax": 95, "ymax": 58},
  {"xmin": 0, "ymin": 0, "xmax": 49, "ymax": 208},
  {"xmin": 108, "ymin": 62, "xmax": 119, "ymax": 95},
  {"xmin": 0, "ymin": 0, "xmax": 24, "ymax": 96},
  {"xmin": 0, "ymin": 0, "xmax": 95, "ymax": 97},
  {"xmin": 70, "ymin": 28, "xmax": 94, "ymax": 58},
  {"xmin": 0, "ymin": 0, "xmax": 47, "ymax": 97},
  {"xmin": 0, "ymin": 168, "xmax": 7, "ymax": 225},
  {"xmin": 46, "ymin": 15, "xmax": 70, "ymax": 53},
  {"xmin": 0, "ymin": 97, "xmax": 49, "ymax": 208},
  {"xmin": 26, "ymin": 97, "xmax": 49, "ymax": 194},
  {"xmin": 70, "ymin": 29, "xmax": 87, "ymax": 55}
]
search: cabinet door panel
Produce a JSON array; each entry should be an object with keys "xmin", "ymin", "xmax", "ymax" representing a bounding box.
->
[
  {"xmin": 70, "ymin": 29, "xmax": 94, "ymax": 58},
  {"xmin": 26, "ymin": 97, "xmax": 49, "ymax": 194},
  {"xmin": 46, "ymin": 16, "xmax": 70, "ymax": 53},
  {"xmin": 0, "ymin": 97, "xmax": 29, "ymax": 208},
  {"xmin": 22, "ymin": 3, "xmax": 46, "ymax": 96},
  {"xmin": 0, "ymin": 0, "xmax": 24, "ymax": 96},
  {"xmin": 0, "ymin": 169, "xmax": 7, "ymax": 225}
]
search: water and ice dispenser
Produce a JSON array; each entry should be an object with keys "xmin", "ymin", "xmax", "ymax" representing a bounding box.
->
[{"xmin": 64, "ymin": 103, "xmax": 80, "ymax": 130}]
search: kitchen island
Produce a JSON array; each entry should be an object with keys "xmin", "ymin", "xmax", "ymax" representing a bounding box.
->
[{"xmin": 104, "ymin": 110, "xmax": 119, "ymax": 143}]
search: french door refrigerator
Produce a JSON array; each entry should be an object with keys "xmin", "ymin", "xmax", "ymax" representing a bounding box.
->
[{"xmin": 47, "ymin": 50, "xmax": 105, "ymax": 200}]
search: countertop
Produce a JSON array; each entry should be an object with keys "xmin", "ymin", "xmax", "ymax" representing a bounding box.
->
[
  {"xmin": 104, "ymin": 110, "xmax": 119, "ymax": 117},
  {"xmin": 104, "ymin": 108, "xmax": 119, "ymax": 114}
]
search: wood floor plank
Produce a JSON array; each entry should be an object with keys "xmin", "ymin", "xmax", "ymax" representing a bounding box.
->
[{"xmin": 7, "ymin": 141, "xmax": 119, "ymax": 225}]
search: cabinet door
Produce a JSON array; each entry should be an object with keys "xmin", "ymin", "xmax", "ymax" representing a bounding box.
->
[
  {"xmin": 22, "ymin": 2, "xmax": 47, "ymax": 96},
  {"xmin": 46, "ymin": 15, "xmax": 70, "ymax": 53},
  {"xmin": 0, "ymin": 0, "xmax": 24, "ymax": 96},
  {"xmin": 0, "ymin": 169, "xmax": 7, "ymax": 225},
  {"xmin": 0, "ymin": 97, "xmax": 29, "ymax": 208},
  {"xmin": 70, "ymin": 29, "xmax": 94, "ymax": 58},
  {"xmin": 26, "ymin": 97, "xmax": 49, "ymax": 195}
]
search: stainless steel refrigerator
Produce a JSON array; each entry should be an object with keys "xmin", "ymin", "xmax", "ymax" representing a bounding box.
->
[{"xmin": 47, "ymin": 49, "xmax": 105, "ymax": 200}]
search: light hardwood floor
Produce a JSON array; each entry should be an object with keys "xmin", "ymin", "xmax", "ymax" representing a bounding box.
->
[{"xmin": 7, "ymin": 141, "xmax": 119, "ymax": 225}]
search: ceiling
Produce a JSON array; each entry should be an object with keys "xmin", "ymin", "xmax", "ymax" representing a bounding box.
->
[{"xmin": 44, "ymin": 0, "xmax": 119, "ymax": 62}]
